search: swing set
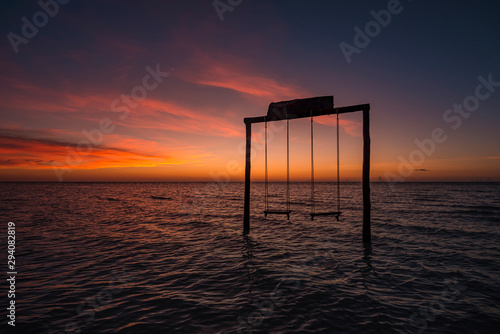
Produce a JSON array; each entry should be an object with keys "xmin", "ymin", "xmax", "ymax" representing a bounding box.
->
[
  {"xmin": 263, "ymin": 106, "xmax": 341, "ymax": 221},
  {"xmin": 243, "ymin": 96, "xmax": 372, "ymax": 243}
]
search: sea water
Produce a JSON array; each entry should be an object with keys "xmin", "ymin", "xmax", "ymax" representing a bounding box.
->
[{"xmin": 0, "ymin": 182, "xmax": 499, "ymax": 333}]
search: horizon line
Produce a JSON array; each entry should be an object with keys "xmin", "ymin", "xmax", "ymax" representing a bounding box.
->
[{"xmin": 0, "ymin": 180, "xmax": 498, "ymax": 183}]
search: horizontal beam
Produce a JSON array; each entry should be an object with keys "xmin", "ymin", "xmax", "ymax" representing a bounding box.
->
[{"xmin": 244, "ymin": 103, "xmax": 370, "ymax": 124}]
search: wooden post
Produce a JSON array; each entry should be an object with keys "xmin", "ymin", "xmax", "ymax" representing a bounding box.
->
[
  {"xmin": 362, "ymin": 108, "xmax": 371, "ymax": 243},
  {"xmin": 243, "ymin": 121, "xmax": 251, "ymax": 234}
]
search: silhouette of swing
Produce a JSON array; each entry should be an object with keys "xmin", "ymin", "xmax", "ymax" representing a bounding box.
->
[
  {"xmin": 262, "ymin": 103, "xmax": 341, "ymax": 221},
  {"xmin": 263, "ymin": 110, "xmax": 291, "ymax": 219},
  {"xmin": 243, "ymin": 96, "xmax": 371, "ymax": 243},
  {"xmin": 309, "ymin": 109, "xmax": 341, "ymax": 221}
]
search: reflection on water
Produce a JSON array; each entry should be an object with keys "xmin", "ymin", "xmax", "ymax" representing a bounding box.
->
[{"xmin": 0, "ymin": 182, "xmax": 499, "ymax": 333}]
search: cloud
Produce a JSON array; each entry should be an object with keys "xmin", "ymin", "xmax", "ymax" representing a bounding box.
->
[
  {"xmin": 194, "ymin": 65, "xmax": 305, "ymax": 99},
  {"xmin": 120, "ymin": 99, "xmax": 243, "ymax": 137},
  {"xmin": 178, "ymin": 53, "xmax": 309, "ymax": 101},
  {"xmin": 313, "ymin": 117, "xmax": 362, "ymax": 137},
  {"xmin": 0, "ymin": 78, "xmax": 243, "ymax": 139},
  {"xmin": 0, "ymin": 129, "xmax": 176, "ymax": 170},
  {"xmin": 414, "ymin": 169, "xmax": 429, "ymax": 172}
]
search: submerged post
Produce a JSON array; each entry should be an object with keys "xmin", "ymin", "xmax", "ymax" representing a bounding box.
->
[
  {"xmin": 362, "ymin": 107, "xmax": 371, "ymax": 243},
  {"xmin": 243, "ymin": 121, "xmax": 251, "ymax": 234}
]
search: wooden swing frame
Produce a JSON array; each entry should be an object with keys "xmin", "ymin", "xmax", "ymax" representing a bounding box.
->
[{"xmin": 243, "ymin": 96, "xmax": 371, "ymax": 243}]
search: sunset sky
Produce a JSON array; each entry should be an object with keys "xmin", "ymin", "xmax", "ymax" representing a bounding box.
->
[{"xmin": 1, "ymin": 0, "xmax": 499, "ymax": 182}]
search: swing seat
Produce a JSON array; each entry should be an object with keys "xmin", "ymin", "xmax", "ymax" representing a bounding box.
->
[
  {"xmin": 310, "ymin": 211, "xmax": 341, "ymax": 221},
  {"xmin": 264, "ymin": 210, "xmax": 291, "ymax": 219}
]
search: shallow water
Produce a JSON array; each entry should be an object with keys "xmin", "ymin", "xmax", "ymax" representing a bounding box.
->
[{"xmin": 1, "ymin": 182, "xmax": 499, "ymax": 333}]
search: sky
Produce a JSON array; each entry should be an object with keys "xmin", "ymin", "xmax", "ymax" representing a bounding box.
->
[{"xmin": 0, "ymin": 0, "xmax": 499, "ymax": 182}]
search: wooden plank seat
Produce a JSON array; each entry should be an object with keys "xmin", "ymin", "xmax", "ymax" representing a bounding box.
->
[{"xmin": 310, "ymin": 211, "xmax": 341, "ymax": 221}]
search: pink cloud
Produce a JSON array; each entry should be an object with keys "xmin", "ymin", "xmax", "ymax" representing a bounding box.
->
[
  {"xmin": 0, "ymin": 130, "xmax": 179, "ymax": 170},
  {"xmin": 178, "ymin": 53, "xmax": 309, "ymax": 101},
  {"xmin": 314, "ymin": 117, "xmax": 362, "ymax": 137},
  {"xmin": 117, "ymin": 98, "xmax": 243, "ymax": 137},
  {"xmin": 195, "ymin": 63, "xmax": 307, "ymax": 99}
]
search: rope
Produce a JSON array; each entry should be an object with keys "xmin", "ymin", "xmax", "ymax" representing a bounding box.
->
[
  {"xmin": 286, "ymin": 113, "xmax": 290, "ymax": 215},
  {"xmin": 264, "ymin": 119, "xmax": 268, "ymax": 213},
  {"xmin": 336, "ymin": 109, "xmax": 340, "ymax": 213},
  {"xmin": 310, "ymin": 111, "xmax": 315, "ymax": 215}
]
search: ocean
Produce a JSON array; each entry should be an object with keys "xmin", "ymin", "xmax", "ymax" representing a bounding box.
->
[{"xmin": 1, "ymin": 182, "xmax": 499, "ymax": 333}]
